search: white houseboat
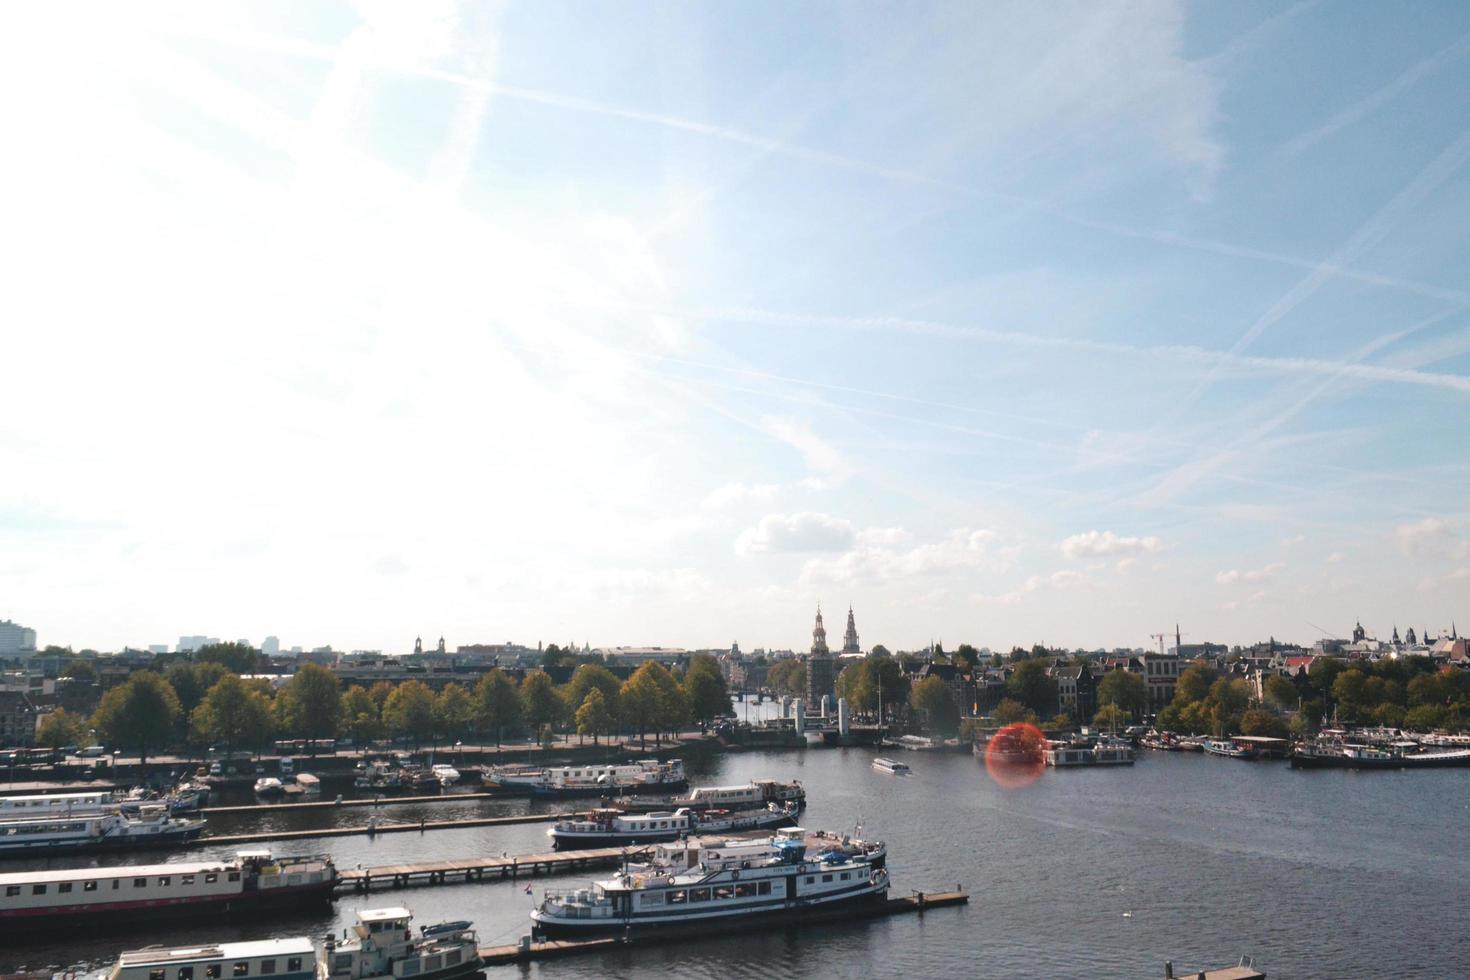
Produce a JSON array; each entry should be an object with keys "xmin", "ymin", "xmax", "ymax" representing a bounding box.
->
[
  {"xmin": 106, "ymin": 938, "xmax": 317, "ymax": 980},
  {"xmin": 320, "ymin": 907, "xmax": 481, "ymax": 980},
  {"xmin": 0, "ymin": 803, "xmax": 204, "ymax": 855},
  {"xmin": 548, "ymin": 803, "xmax": 797, "ymax": 849},
  {"xmin": 1043, "ymin": 737, "xmax": 1136, "ymax": 767},
  {"xmin": 529, "ymin": 760, "xmax": 688, "ymax": 798},
  {"xmin": 674, "ymin": 778, "xmax": 806, "ymax": 809},
  {"xmin": 0, "ymin": 850, "xmax": 336, "ymax": 929},
  {"xmin": 0, "ymin": 791, "xmax": 118, "ymax": 816},
  {"xmin": 871, "ymin": 758, "xmax": 911, "ymax": 775},
  {"xmin": 530, "ymin": 831, "xmax": 889, "ymax": 936}
]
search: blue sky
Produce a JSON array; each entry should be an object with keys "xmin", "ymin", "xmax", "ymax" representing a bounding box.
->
[{"xmin": 2, "ymin": 1, "xmax": 1468, "ymax": 654}]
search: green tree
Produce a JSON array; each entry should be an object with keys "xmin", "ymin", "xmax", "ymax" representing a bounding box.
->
[
  {"xmin": 92, "ymin": 671, "xmax": 182, "ymax": 763},
  {"xmin": 1175, "ymin": 665, "xmax": 1214, "ymax": 704},
  {"xmin": 1263, "ymin": 674, "xmax": 1299, "ymax": 710},
  {"xmin": 1007, "ymin": 658, "xmax": 1059, "ymax": 718},
  {"xmin": 1331, "ymin": 669, "xmax": 1369, "ymax": 718},
  {"xmin": 683, "ymin": 655, "xmax": 731, "ymax": 729},
  {"xmin": 1404, "ymin": 703, "xmax": 1449, "ymax": 731},
  {"xmin": 650, "ymin": 663, "xmax": 690, "ymax": 742},
  {"xmin": 575, "ymin": 688, "xmax": 612, "ymax": 745},
  {"xmin": 1093, "ymin": 703, "xmax": 1128, "ymax": 730},
  {"xmin": 1096, "ymin": 670, "xmax": 1148, "ymax": 718},
  {"xmin": 341, "ymin": 685, "xmax": 380, "ymax": 747},
  {"xmin": 870, "ymin": 644, "xmax": 892, "ymax": 658},
  {"xmin": 193, "ymin": 642, "xmax": 263, "ymax": 675},
  {"xmin": 473, "ymin": 669, "xmax": 523, "ymax": 747},
  {"xmin": 561, "ymin": 664, "xmax": 623, "ymax": 731},
  {"xmin": 383, "ymin": 680, "xmax": 437, "ymax": 747},
  {"xmin": 166, "ymin": 661, "xmax": 228, "ymax": 720},
  {"xmin": 909, "ymin": 676, "xmax": 960, "ymax": 735},
  {"xmin": 61, "ymin": 660, "xmax": 98, "ymax": 683},
  {"xmin": 434, "ymin": 683, "xmax": 474, "ymax": 743},
  {"xmin": 274, "ymin": 663, "xmax": 343, "ymax": 747},
  {"xmin": 1240, "ymin": 707, "xmax": 1288, "ymax": 738},
  {"xmin": 520, "ymin": 671, "xmax": 562, "ymax": 746},
  {"xmin": 37, "ymin": 708, "xmax": 88, "ymax": 748},
  {"xmin": 192, "ymin": 673, "xmax": 273, "ymax": 758},
  {"xmin": 992, "ymin": 698, "xmax": 1038, "ymax": 726},
  {"xmin": 767, "ymin": 659, "xmax": 807, "ymax": 697},
  {"xmin": 620, "ymin": 662, "xmax": 669, "ymax": 749}
]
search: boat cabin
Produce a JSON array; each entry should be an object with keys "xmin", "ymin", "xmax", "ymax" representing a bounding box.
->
[{"xmin": 108, "ymin": 938, "xmax": 316, "ymax": 980}]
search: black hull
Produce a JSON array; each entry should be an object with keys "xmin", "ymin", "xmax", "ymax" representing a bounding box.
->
[
  {"xmin": 533, "ymin": 779, "xmax": 689, "ymax": 799},
  {"xmin": 0, "ymin": 882, "xmax": 336, "ymax": 934},
  {"xmin": 0, "ymin": 830, "xmax": 204, "ymax": 860},
  {"xmin": 533, "ymin": 888, "xmax": 888, "ymax": 939}
]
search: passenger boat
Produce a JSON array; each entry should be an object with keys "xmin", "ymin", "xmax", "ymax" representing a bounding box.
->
[
  {"xmin": 254, "ymin": 777, "xmax": 286, "ymax": 797},
  {"xmin": 547, "ymin": 803, "xmax": 797, "ymax": 849},
  {"xmin": 1203, "ymin": 738, "xmax": 1256, "ymax": 759},
  {"xmin": 321, "ymin": 907, "xmax": 481, "ymax": 980},
  {"xmin": 0, "ymin": 791, "xmax": 117, "ymax": 816},
  {"xmin": 528, "ymin": 760, "xmax": 688, "ymax": 798},
  {"xmin": 431, "ymin": 764, "xmax": 461, "ymax": 787},
  {"xmin": 0, "ymin": 803, "xmax": 204, "ymax": 855},
  {"xmin": 871, "ymin": 757, "xmax": 911, "ymax": 775},
  {"xmin": 1043, "ymin": 736, "xmax": 1135, "ymax": 767},
  {"xmin": 0, "ymin": 850, "xmax": 335, "ymax": 928},
  {"xmin": 530, "ymin": 830, "xmax": 889, "ymax": 936},
  {"xmin": 106, "ymin": 937, "xmax": 317, "ymax": 980}
]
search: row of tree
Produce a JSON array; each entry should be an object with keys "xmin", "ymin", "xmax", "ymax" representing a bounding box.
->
[{"xmin": 39, "ymin": 655, "xmax": 733, "ymax": 761}]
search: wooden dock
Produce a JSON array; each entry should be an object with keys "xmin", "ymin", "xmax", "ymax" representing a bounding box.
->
[
  {"xmin": 339, "ymin": 845, "xmax": 642, "ymax": 892},
  {"xmin": 477, "ymin": 890, "xmax": 968, "ymax": 966},
  {"xmin": 201, "ymin": 792, "xmax": 506, "ymax": 815},
  {"xmin": 200, "ymin": 811, "xmax": 567, "ymax": 847}
]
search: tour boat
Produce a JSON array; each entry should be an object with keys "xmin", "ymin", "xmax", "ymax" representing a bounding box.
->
[
  {"xmin": 547, "ymin": 802, "xmax": 798, "ymax": 849},
  {"xmin": 527, "ymin": 760, "xmax": 688, "ymax": 798},
  {"xmin": 0, "ymin": 850, "xmax": 335, "ymax": 929},
  {"xmin": 106, "ymin": 937, "xmax": 317, "ymax": 980},
  {"xmin": 871, "ymin": 757, "xmax": 911, "ymax": 775},
  {"xmin": 0, "ymin": 791, "xmax": 117, "ymax": 816},
  {"xmin": 0, "ymin": 804, "xmax": 204, "ymax": 855},
  {"xmin": 676, "ymin": 778, "xmax": 805, "ymax": 808},
  {"xmin": 320, "ymin": 907, "xmax": 481, "ymax": 980},
  {"xmin": 530, "ymin": 831, "xmax": 889, "ymax": 935},
  {"xmin": 255, "ymin": 777, "xmax": 286, "ymax": 797},
  {"xmin": 431, "ymin": 764, "xmax": 461, "ymax": 787}
]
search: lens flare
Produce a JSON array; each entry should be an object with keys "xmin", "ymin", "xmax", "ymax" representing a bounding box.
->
[{"xmin": 983, "ymin": 722, "xmax": 1046, "ymax": 789}]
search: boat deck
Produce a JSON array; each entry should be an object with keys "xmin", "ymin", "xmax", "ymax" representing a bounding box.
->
[{"xmin": 338, "ymin": 845, "xmax": 644, "ymax": 891}]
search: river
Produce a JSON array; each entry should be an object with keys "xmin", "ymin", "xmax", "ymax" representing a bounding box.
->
[{"xmin": 5, "ymin": 740, "xmax": 1469, "ymax": 978}]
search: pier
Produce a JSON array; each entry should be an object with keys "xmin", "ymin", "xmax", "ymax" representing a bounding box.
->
[
  {"xmin": 339, "ymin": 844, "xmax": 644, "ymax": 892},
  {"xmin": 476, "ymin": 890, "xmax": 969, "ymax": 965},
  {"xmin": 200, "ymin": 792, "xmax": 506, "ymax": 814},
  {"xmin": 199, "ymin": 811, "xmax": 566, "ymax": 847}
]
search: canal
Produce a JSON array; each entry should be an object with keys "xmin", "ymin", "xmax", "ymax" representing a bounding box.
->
[{"xmin": 5, "ymin": 745, "xmax": 1468, "ymax": 978}]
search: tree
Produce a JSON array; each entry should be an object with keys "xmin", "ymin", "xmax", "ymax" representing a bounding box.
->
[
  {"xmin": 1175, "ymin": 666, "xmax": 1214, "ymax": 704},
  {"xmin": 341, "ymin": 685, "xmax": 380, "ymax": 747},
  {"xmin": 1007, "ymin": 659, "xmax": 1059, "ymax": 718},
  {"xmin": 1096, "ymin": 670, "xmax": 1148, "ymax": 717},
  {"xmin": 521, "ymin": 671, "xmax": 562, "ymax": 746},
  {"xmin": 620, "ymin": 663, "xmax": 667, "ymax": 749},
  {"xmin": 650, "ymin": 663, "xmax": 690, "ymax": 742},
  {"xmin": 1093, "ymin": 703, "xmax": 1128, "ymax": 730},
  {"xmin": 1331, "ymin": 669, "xmax": 1369, "ymax": 718},
  {"xmin": 992, "ymin": 699, "xmax": 1038, "ymax": 726},
  {"xmin": 193, "ymin": 642, "xmax": 264, "ymax": 675},
  {"xmin": 910, "ymin": 676, "xmax": 960, "ymax": 735},
  {"xmin": 61, "ymin": 660, "xmax": 97, "ymax": 683},
  {"xmin": 274, "ymin": 663, "xmax": 343, "ymax": 747},
  {"xmin": 192, "ymin": 674, "xmax": 272, "ymax": 758},
  {"xmin": 768, "ymin": 660, "xmax": 807, "ymax": 697},
  {"xmin": 473, "ymin": 670, "xmax": 523, "ymax": 747},
  {"xmin": 1263, "ymin": 674, "xmax": 1299, "ymax": 710},
  {"xmin": 37, "ymin": 708, "xmax": 88, "ymax": 748},
  {"xmin": 92, "ymin": 671, "xmax": 181, "ymax": 763},
  {"xmin": 1240, "ymin": 707, "xmax": 1289, "ymax": 738},
  {"xmin": 683, "ymin": 655, "xmax": 731, "ymax": 728},
  {"xmin": 870, "ymin": 644, "xmax": 892, "ymax": 658},
  {"xmin": 575, "ymin": 688, "xmax": 612, "ymax": 745},
  {"xmin": 434, "ymin": 683, "xmax": 474, "ymax": 743},
  {"xmin": 561, "ymin": 664, "xmax": 623, "ymax": 732},
  {"xmin": 383, "ymin": 680, "xmax": 437, "ymax": 747},
  {"xmin": 166, "ymin": 662, "xmax": 228, "ymax": 720}
]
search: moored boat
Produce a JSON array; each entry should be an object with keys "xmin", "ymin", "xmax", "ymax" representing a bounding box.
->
[
  {"xmin": 548, "ymin": 802, "xmax": 798, "ymax": 849},
  {"xmin": 871, "ymin": 757, "xmax": 911, "ymax": 775},
  {"xmin": 321, "ymin": 907, "xmax": 481, "ymax": 979},
  {"xmin": 1203, "ymin": 738, "xmax": 1256, "ymax": 759},
  {"xmin": 431, "ymin": 764, "xmax": 461, "ymax": 787},
  {"xmin": 255, "ymin": 777, "xmax": 285, "ymax": 797},
  {"xmin": 0, "ymin": 803, "xmax": 204, "ymax": 856},
  {"xmin": 107, "ymin": 937, "xmax": 317, "ymax": 980}
]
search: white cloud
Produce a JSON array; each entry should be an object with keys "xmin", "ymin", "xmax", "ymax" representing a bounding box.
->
[
  {"xmin": 1115, "ymin": 557, "xmax": 1138, "ymax": 573},
  {"xmin": 701, "ymin": 482, "xmax": 779, "ymax": 510},
  {"xmin": 1394, "ymin": 517, "xmax": 1467, "ymax": 559},
  {"xmin": 800, "ymin": 528, "xmax": 998, "ymax": 587},
  {"xmin": 1280, "ymin": 534, "xmax": 1306, "ymax": 548},
  {"xmin": 760, "ymin": 417, "xmax": 852, "ymax": 490},
  {"xmin": 1326, "ymin": 552, "xmax": 1345, "ymax": 563},
  {"xmin": 735, "ymin": 512, "xmax": 855, "ymax": 555},
  {"xmin": 1215, "ymin": 562, "xmax": 1284, "ymax": 586},
  {"xmin": 978, "ymin": 568, "xmax": 1087, "ymax": 606},
  {"xmin": 1418, "ymin": 567, "xmax": 1470, "ymax": 592},
  {"xmin": 1060, "ymin": 529, "xmax": 1163, "ymax": 560}
]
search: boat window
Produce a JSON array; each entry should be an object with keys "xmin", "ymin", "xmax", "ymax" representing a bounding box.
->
[
  {"xmin": 639, "ymin": 892, "xmax": 663, "ymax": 906},
  {"xmin": 233, "ymin": 962, "xmax": 249, "ymax": 976},
  {"xmin": 667, "ymin": 890, "xmax": 687, "ymax": 904},
  {"xmin": 228, "ymin": 872, "xmax": 240, "ymax": 882},
  {"xmin": 758, "ymin": 881, "xmax": 772, "ymax": 895},
  {"xmin": 423, "ymin": 956, "xmax": 441, "ymax": 972},
  {"xmin": 445, "ymin": 951, "xmax": 460, "ymax": 967},
  {"xmin": 159, "ymin": 877, "xmax": 171, "ymax": 886},
  {"xmin": 822, "ymin": 874, "xmax": 833, "ymax": 883},
  {"xmin": 205, "ymin": 873, "xmax": 218, "ymax": 884},
  {"xmin": 714, "ymin": 886, "xmax": 734, "ymax": 899},
  {"xmin": 4, "ymin": 886, "xmax": 18, "ymax": 896},
  {"xmin": 804, "ymin": 876, "xmax": 814, "ymax": 884},
  {"xmin": 205, "ymin": 965, "xmax": 221, "ymax": 979},
  {"xmin": 59, "ymin": 882, "xmax": 72, "ymax": 893},
  {"xmin": 690, "ymin": 888, "xmax": 710, "ymax": 902},
  {"xmin": 84, "ymin": 880, "xmax": 98, "ymax": 891},
  {"xmin": 286, "ymin": 960, "xmax": 302, "ymax": 973},
  {"xmin": 179, "ymin": 968, "xmax": 194, "ymax": 980},
  {"xmin": 400, "ymin": 961, "xmax": 419, "ymax": 976},
  {"xmin": 150, "ymin": 971, "xmax": 165, "ymax": 980},
  {"xmin": 113, "ymin": 880, "xmax": 121, "ymax": 889},
  {"xmin": 258, "ymin": 961, "xmax": 273, "ymax": 976},
  {"xmin": 182, "ymin": 875, "xmax": 195, "ymax": 885},
  {"xmin": 135, "ymin": 878, "xmax": 147, "ymax": 888},
  {"xmin": 841, "ymin": 873, "xmax": 850, "ymax": 881}
]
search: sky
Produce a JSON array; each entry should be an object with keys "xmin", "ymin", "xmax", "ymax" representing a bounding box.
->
[{"xmin": 2, "ymin": 1, "xmax": 1469, "ymax": 656}]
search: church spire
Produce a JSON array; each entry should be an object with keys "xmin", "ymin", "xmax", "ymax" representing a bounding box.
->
[
  {"xmin": 842, "ymin": 604, "xmax": 860, "ymax": 656},
  {"xmin": 811, "ymin": 603, "xmax": 829, "ymax": 656}
]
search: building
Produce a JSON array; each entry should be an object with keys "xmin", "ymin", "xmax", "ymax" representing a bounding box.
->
[
  {"xmin": 177, "ymin": 636, "xmax": 220, "ymax": 654},
  {"xmin": 0, "ymin": 620, "xmax": 37, "ymax": 658},
  {"xmin": 805, "ymin": 605, "xmax": 835, "ymax": 708},
  {"xmin": 1051, "ymin": 663, "xmax": 1097, "ymax": 721},
  {"xmin": 261, "ymin": 636, "xmax": 280, "ymax": 656},
  {"xmin": 1140, "ymin": 653, "xmax": 1180, "ymax": 711},
  {"xmin": 841, "ymin": 605, "xmax": 860, "ymax": 656},
  {"xmin": 0, "ymin": 691, "xmax": 37, "ymax": 747}
]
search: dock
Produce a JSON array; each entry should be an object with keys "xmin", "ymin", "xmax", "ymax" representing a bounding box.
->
[
  {"xmin": 339, "ymin": 845, "xmax": 643, "ymax": 892},
  {"xmin": 477, "ymin": 890, "xmax": 968, "ymax": 965},
  {"xmin": 199, "ymin": 811, "xmax": 566, "ymax": 847},
  {"xmin": 201, "ymin": 792, "xmax": 506, "ymax": 815}
]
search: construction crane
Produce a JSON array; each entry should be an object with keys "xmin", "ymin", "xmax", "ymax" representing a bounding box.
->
[{"xmin": 1148, "ymin": 625, "xmax": 1189, "ymax": 656}]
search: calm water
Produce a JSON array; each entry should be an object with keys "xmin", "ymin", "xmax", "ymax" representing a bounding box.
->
[{"xmin": 6, "ymin": 745, "xmax": 1469, "ymax": 979}]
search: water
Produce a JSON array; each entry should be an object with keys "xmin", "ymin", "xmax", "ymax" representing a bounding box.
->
[{"xmin": 6, "ymin": 746, "xmax": 1469, "ymax": 978}]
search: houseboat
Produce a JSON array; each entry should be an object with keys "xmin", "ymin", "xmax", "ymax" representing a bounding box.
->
[
  {"xmin": 0, "ymin": 804, "xmax": 204, "ymax": 855},
  {"xmin": 547, "ymin": 802, "xmax": 798, "ymax": 849},
  {"xmin": 530, "ymin": 831, "xmax": 889, "ymax": 936},
  {"xmin": 871, "ymin": 757, "xmax": 911, "ymax": 775},
  {"xmin": 0, "ymin": 850, "xmax": 336, "ymax": 928},
  {"xmin": 1043, "ymin": 736, "xmax": 1135, "ymax": 767},
  {"xmin": 0, "ymin": 791, "xmax": 117, "ymax": 816},
  {"xmin": 678, "ymin": 778, "xmax": 805, "ymax": 808},
  {"xmin": 106, "ymin": 938, "xmax": 317, "ymax": 980},
  {"xmin": 530, "ymin": 760, "xmax": 688, "ymax": 798},
  {"xmin": 320, "ymin": 907, "xmax": 481, "ymax": 980},
  {"xmin": 1203, "ymin": 738, "xmax": 1256, "ymax": 759}
]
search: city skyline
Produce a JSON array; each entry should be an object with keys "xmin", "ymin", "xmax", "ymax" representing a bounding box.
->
[{"xmin": 3, "ymin": 3, "xmax": 1469, "ymax": 654}]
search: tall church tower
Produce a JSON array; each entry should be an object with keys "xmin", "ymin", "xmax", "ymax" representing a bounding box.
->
[
  {"xmin": 842, "ymin": 605, "xmax": 860, "ymax": 656},
  {"xmin": 806, "ymin": 604, "xmax": 835, "ymax": 708}
]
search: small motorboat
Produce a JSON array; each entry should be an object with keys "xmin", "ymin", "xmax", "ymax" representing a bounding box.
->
[{"xmin": 254, "ymin": 777, "xmax": 285, "ymax": 797}]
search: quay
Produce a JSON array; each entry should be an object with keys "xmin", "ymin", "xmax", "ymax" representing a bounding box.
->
[
  {"xmin": 476, "ymin": 890, "xmax": 969, "ymax": 965},
  {"xmin": 201, "ymin": 792, "xmax": 505, "ymax": 814},
  {"xmin": 200, "ymin": 811, "xmax": 566, "ymax": 846},
  {"xmin": 340, "ymin": 844, "xmax": 641, "ymax": 892}
]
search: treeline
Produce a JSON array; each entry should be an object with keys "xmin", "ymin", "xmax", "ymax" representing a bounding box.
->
[
  {"xmin": 35, "ymin": 651, "xmax": 732, "ymax": 762},
  {"xmin": 1158, "ymin": 655, "xmax": 1470, "ymax": 736}
]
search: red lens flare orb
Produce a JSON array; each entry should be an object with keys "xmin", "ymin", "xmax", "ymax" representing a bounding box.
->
[{"xmin": 983, "ymin": 722, "xmax": 1046, "ymax": 789}]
